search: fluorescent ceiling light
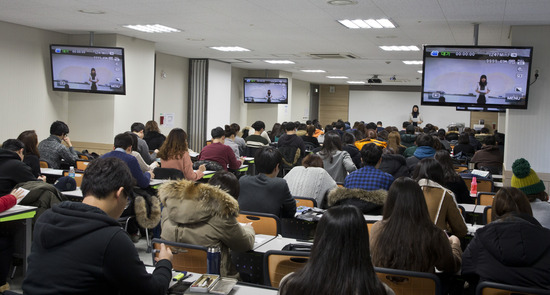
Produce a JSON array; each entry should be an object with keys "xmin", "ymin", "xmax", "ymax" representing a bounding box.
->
[
  {"xmin": 327, "ymin": 76, "xmax": 348, "ymax": 79},
  {"xmin": 338, "ymin": 19, "xmax": 396, "ymax": 29},
  {"xmin": 209, "ymin": 46, "xmax": 250, "ymax": 52},
  {"xmin": 124, "ymin": 24, "xmax": 180, "ymax": 33},
  {"xmin": 403, "ymin": 60, "xmax": 423, "ymax": 65},
  {"xmin": 264, "ymin": 60, "xmax": 295, "ymax": 64},
  {"xmin": 301, "ymin": 70, "xmax": 326, "ymax": 73},
  {"xmin": 347, "ymin": 81, "xmax": 366, "ymax": 84},
  {"xmin": 379, "ymin": 45, "xmax": 419, "ymax": 51}
]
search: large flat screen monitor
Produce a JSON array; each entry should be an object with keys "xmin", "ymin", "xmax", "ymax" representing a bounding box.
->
[
  {"xmin": 244, "ymin": 78, "xmax": 288, "ymax": 104},
  {"xmin": 50, "ymin": 44, "xmax": 126, "ymax": 95},
  {"xmin": 421, "ymin": 45, "xmax": 533, "ymax": 109}
]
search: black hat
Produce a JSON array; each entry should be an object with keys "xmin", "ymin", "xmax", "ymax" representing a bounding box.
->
[
  {"xmin": 211, "ymin": 127, "xmax": 225, "ymax": 139},
  {"xmin": 54, "ymin": 176, "xmax": 77, "ymax": 192}
]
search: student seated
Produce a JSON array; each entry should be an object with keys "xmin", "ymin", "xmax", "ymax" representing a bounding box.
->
[
  {"xmin": 159, "ymin": 171, "xmax": 254, "ymax": 278},
  {"xmin": 511, "ymin": 158, "xmax": 550, "ymax": 228},
  {"xmin": 462, "ymin": 187, "xmax": 550, "ymax": 290},
  {"xmin": 238, "ymin": 146, "xmax": 296, "ymax": 218},
  {"xmin": 198, "ymin": 127, "xmax": 243, "ymax": 171},
  {"xmin": 131, "ymin": 122, "xmax": 159, "ymax": 165},
  {"xmin": 413, "ymin": 158, "xmax": 468, "ymax": 237},
  {"xmin": 22, "ymin": 157, "xmax": 173, "ymax": 295},
  {"xmin": 370, "ymin": 177, "xmax": 462, "ymax": 293},
  {"xmin": 158, "ymin": 128, "xmax": 205, "ymax": 181},
  {"xmin": 279, "ymin": 205, "xmax": 395, "ymax": 295},
  {"xmin": 283, "ymin": 154, "xmax": 337, "ymax": 207},
  {"xmin": 37, "ymin": 120, "xmax": 78, "ymax": 169},
  {"xmin": 316, "ymin": 131, "xmax": 356, "ymax": 183},
  {"xmin": 0, "ymin": 139, "xmax": 45, "ymax": 195},
  {"xmin": 101, "ymin": 133, "xmax": 153, "ymax": 189}
]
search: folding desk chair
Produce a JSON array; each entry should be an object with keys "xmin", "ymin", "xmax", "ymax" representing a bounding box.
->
[
  {"xmin": 237, "ymin": 211, "xmax": 281, "ymax": 236},
  {"xmin": 476, "ymin": 192, "xmax": 495, "ymax": 206},
  {"xmin": 294, "ymin": 196, "xmax": 317, "ymax": 208},
  {"xmin": 263, "ymin": 250, "xmax": 310, "ymax": 288},
  {"xmin": 151, "ymin": 238, "xmax": 208, "ymax": 273},
  {"xmin": 476, "ymin": 281, "xmax": 550, "ymax": 295},
  {"xmin": 375, "ymin": 267, "xmax": 442, "ymax": 295}
]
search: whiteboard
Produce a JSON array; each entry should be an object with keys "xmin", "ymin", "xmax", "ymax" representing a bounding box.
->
[{"xmin": 349, "ymin": 90, "xmax": 470, "ymax": 130}]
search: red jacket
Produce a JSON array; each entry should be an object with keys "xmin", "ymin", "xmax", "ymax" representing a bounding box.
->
[{"xmin": 0, "ymin": 194, "xmax": 17, "ymax": 213}]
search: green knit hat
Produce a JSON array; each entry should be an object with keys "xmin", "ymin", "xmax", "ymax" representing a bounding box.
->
[{"xmin": 511, "ymin": 158, "xmax": 546, "ymax": 195}]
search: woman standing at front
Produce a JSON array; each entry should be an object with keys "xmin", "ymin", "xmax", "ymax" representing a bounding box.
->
[
  {"xmin": 475, "ymin": 74, "xmax": 490, "ymax": 105},
  {"xmin": 409, "ymin": 105, "xmax": 423, "ymax": 127}
]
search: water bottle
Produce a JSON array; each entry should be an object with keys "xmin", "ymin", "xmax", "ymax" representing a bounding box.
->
[
  {"xmin": 68, "ymin": 166, "xmax": 76, "ymax": 178},
  {"xmin": 207, "ymin": 246, "xmax": 221, "ymax": 275}
]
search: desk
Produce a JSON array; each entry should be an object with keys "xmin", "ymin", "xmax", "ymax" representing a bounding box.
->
[
  {"xmin": 0, "ymin": 205, "xmax": 37, "ymax": 273},
  {"xmin": 254, "ymin": 236, "xmax": 311, "ymax": 253},
  {"xmin": 40, "ymin": 167, "xmax": 64, "ymax": 183},
  {"xmin": 460, "ymin": 204, "xmax": 487, "ymax": 214},
  {"xmin": 144, "ymin": 269, "xmax": 278, "ymax": 294}
]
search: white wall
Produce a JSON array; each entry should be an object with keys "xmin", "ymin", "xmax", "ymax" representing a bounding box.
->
[
  {"xmin": 505, "ymin": 25, "xmax": 550, "ymax": 172},
  {"xmin": 349, "ymin": 90, "xmax": 470, "ymax": 129},
  {"xmin": 206, "ymin": 60, "xmax": 232, "ymax": 139},
  {"xmin": 291, "ymin": 79, "xmax": 311, "ymax": 123},
  {"xmin": 0, "ymin": 21, "xmax": 69, "ymax": 141},
  {"xmin": 154, "ymin": 53, "xmax": 189, "ymax": 134}
]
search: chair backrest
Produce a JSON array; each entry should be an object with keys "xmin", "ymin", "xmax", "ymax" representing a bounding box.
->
[
  {"xmin": 153, "ymin": 167, "xmax": 184, "ymax": 180},
  {"xmin": 374, "ymin": 267, "xmax": 442, "ymax": 295},
  {"xmin": 454, "ymin": 165, "xmax": 468, "ymax": 173},
  {"xmin": 62, "ymin": 171, "xmax": 84, "ymax": 187},
  {"xmin": 237, "ymin": 211, "xmax": 281, "ymax": 236},
  {"xmin": 477, "ymin": 192, "xmax": 496, "ymax": 206},
  {"xmin": 39, "ymin": 160, "xmax": 49, "ymax": 168},
  {"xmin": 476, "ymin": 281, "xmax": 550, "ymax": 295},
  {"xmin": 244, "ymin": 146, "xmax": 260, "ymax": 157},
  {"xmin": 482, "ymin": 206, "xmax": 493, "ymax": 225},
  {"xmin": 367, "ymin": 222, "xmax": 375, "ymax": 235},
  {"xmin": 76, "ymin": 160, "xmax": 90, "ymax": 171},
  {"xmin": 79, "ymin": 154, "xmax": 89, "ymax": 160},
  {"xmin": 463, "ymin": 176, "xmax": 494, "ymax": 193},
  {"xmin": 294, "ymin": 196, "xmax": 317, "ymax": 208},
  {"xmin": 151, "ymin": 238, "xmax": 208, "ymax": 273},
  {"xmin": 263, "ymin": 250, "xmax": 310, "ymax": 288}
]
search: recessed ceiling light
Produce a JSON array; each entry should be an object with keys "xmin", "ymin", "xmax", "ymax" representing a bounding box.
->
[
  {"xmin": 209, "ymin": 46, "xmax": 250, "ymax": 52},
  {"xmin": 379, "ymin": 45, "xmax": 419, "ymax": 51},
  {"xmin": 264, "ymin": 60, "xmax": 295, "ymax": 64},
  {"xmin": 78, "ymin": 9, "xmax": 105, "ymax": 14},
  {"xmin": 403, "ymin": 60, "xmax": 423, "ymax": 65},
  {"xmin": 338, "ymin": 19, "xmax": 396, "ymax": 29},
  {"xmin": 301, "ymin": 70, "xmax": 326, "ymax": 73},
  {"xmin": 418, "ymin": 70, "xmax": 423, "ymax": 73},
  {"xmin": 327, "ymin": 0, "xmax": 358, "ymax": 5},
  {"xmin": 347, "ymin": 81, "xmax": 366, "ymax": 84},
  {"xmin": 327, "ymin": 76, "xmax": 348, "ymax": 79},
  {"xmin": 123, "ymin": 24, "xmax": 181, "ymax": 33}
]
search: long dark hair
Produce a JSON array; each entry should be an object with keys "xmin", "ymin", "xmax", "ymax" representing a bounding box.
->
[
  {"xmin": 90, "ymin": 68, "xmax": 96, "ymax": 79},
  {"xmin": 318, "ymin": 131, "xmax": 342, "ymax": 164},
  {"xmin": 279, "ymin": 205, "xmax": 387, "ymax": 295},
  {"xmin": 479, "ymin": 74, "xmax": 487, "ymax": 89},
  {"xmin": 17, "ymin": 130, "xmax": 40, "ymax": 157},
  {"xmin": 411, "ymin": 104, "xmax": 419, "ymax": 117},
  {"xmin": 434, "ymin": 150, "xmax": 461, "ymax": 182},
  {"xmin": 413, "ymin": 158, "xmax": 445, "ymax": 185},
  {"xmin": 157, "ymin": 128, "xmax": 188, "ymax": 160},
  {"xmin": 371, "ymin": 177, "xmax": 444, "ymax": 272}
]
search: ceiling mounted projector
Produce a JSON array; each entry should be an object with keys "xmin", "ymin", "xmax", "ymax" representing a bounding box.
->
[{"xmin": 368, "ymin": 75, "xmax": 382, "ymax": 83}]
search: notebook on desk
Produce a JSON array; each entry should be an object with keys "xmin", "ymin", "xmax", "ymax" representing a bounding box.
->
[{"xmin": 253, "ymin": 234, "xmax": 276, "ymax": 250}]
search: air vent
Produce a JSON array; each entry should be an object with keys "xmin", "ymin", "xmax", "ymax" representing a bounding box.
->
[{"xmin": 308, "ymin": 53, "xmax": 359, "ymax": 59}]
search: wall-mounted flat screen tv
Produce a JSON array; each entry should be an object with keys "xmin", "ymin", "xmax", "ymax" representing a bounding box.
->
[
  {"xmin": 421, "ymin": 45, "xmax": 533, "ymax": 109},
  {"xmin": 244, "ymin": 78, "xmax": 288, "ymax": 104},
  {"xmin": 456, "ymin": 106, "xmax": 505, "ymax": 112},
  {"xmin": 50, "ymin": 44, "xmax": 126, "ymax": 95}
]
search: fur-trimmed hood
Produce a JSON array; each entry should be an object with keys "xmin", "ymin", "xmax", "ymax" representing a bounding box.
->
[
  {"xmin": 327, "ymin": 187, "xmax": 387, "ymax": 214},
  {"xmin": 158, "ymin": 179, "xmax": 240, "ymax": 225}
]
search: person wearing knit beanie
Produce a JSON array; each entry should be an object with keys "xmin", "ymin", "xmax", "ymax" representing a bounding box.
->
[{"xmin": 511, "ymin": 158, "xmax": 550, "ymax": 228}]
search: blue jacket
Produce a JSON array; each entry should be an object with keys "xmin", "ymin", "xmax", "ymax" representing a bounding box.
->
[{"xmin": 101, "ymin": 149, "xmax": 151, "ymax": 188}]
